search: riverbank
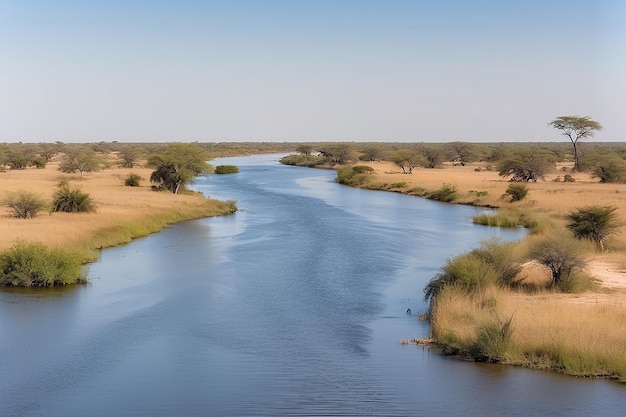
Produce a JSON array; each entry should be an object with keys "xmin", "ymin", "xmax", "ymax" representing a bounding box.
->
[
  {"xmin": 340, "ymin": 160, "xmax": 626, "ymax": 382},
  {"xmin": 0, "ymin": 160, "xmax": 236, "ymax": 263}
]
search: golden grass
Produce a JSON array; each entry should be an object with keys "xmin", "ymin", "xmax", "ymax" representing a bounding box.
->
[
  {"xmin": 0, "ymin": 160, "xmax": 235, "ymax": 257},
  {"xmin": 355, "ymin": 160, "xmax": 626, "ymax": 380},
  {"xmin": 432, "ymin": 286, "xmax": 626, "ymax": 380},
  {"xmin": 363, "ymin": 161, "xmax": 626, "ymax": 261}
]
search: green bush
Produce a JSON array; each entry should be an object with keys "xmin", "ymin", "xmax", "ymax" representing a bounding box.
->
[
  {"xmin": 2, "ymin": 190, "xmax": 48, "ymax": 219},
  {"xmin": 51, "ymin": 181, "xmax": 96, "ymax": 213},
  {"xmin": 504, "ymin": 183, "xmax": 528, "ymax": 202},
  {"xmin": 471, "ymin": 316, "xmax": 514, "ymax": 362},
  {"xmin": 566, "ymin": 205, "xmax": 620, "ymax": 251},
  {"xmin": 336, "ymin": 165, "xmax": 374, "ymax": 186},
  {"xmin": 214, "ymin": 165, "xmax": 240, "ymax": 174},
  {"xmin": 427, "ymin": 183, "xmax": 458, "ymax": 202},
  {"xmin": 279, "ymin": 154, "xmax": 324, "ymax": 167},
  {"xmin": 0, "ymin": 240, "xmax": 87, "ymax": 286},
  {"xmin": 470, "ymin": 238, "xmax": 522, "ymax": 287},
  {"xmin": 424, "ymin": 253, "xmax": 498, "ymax": 305},
  {"xmin": 124, "ymin": 173, "xmax": 143, "ymax": 186}
]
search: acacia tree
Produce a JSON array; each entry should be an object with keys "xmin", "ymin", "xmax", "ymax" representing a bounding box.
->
[
  {"xmin": 567, "ymin": 205, "xmax": 620, "ymax": 251},
  {"xmin": 497, "ymin": 149, "xmax": 555, "ymax": 182},
  {"xmin": 391, "ymin": 149, "xmax": 425, "ymax": 174},
  {"xmin": 148, "ymin": 143, "xmax": 211, "ymax": 194},
  {"xmin": 58, "ymin": 146, "xmax": 102, "ymax": 178},
  {"xmin": 549, "ymin": 116, "xmax": 602, "ymax": 171}
]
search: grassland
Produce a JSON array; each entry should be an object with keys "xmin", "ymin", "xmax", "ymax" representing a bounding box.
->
[
  {"xmin": 0, "ymin": 158, "xmax": 236, "ymax": 263},
  {"xmin": 346, "ymin": 160, "xmax": 626, "ymax": 381}
]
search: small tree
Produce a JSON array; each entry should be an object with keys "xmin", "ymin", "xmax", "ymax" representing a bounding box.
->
[
  {"xmin": 390, "ymin": 149, "xmax": 425, "ymax": 174},
  {"xmin": 566, "ymin": 205, "xmax": 620, "ymax": 251},
  {"xmin": 295, "ymin": 144, "xmax": 313, "ymax": 157},
  {"xmin": 148, "ymin": 143, "xmax": 211, "ymax": 194},
  {"xmin": 118, "ymin": 146, "xmax": 143, "ymax": 168},
  {"xmin": 528, "ymin": 234, "xmax": 586, "ymax": 288},
  {"xmin": 549, "ymin": 116, "xmax": 602, "ymax": 171},
  {"xmin": 497, "ymin": 150, "xmax": 554, "ymax": 182},
  {"xmin": 58, "ymin": 146, "xmax": 102, "ymax": 178},
  {"xmin": 2, "ymin": 191, "xmax": 48, "ymax": 219}
]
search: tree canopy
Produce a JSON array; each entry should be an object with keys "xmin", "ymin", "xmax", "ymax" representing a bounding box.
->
[
  {"xmin": 147, "ymin": 143, "xmax": 211, "ymax": 194},
  {"xmin": 566, "ymin": 205, "xmax": 620, "ymax": 251},
  {"xmin": 549, "ymin": 116, "xmax": 602, "ymax": 171}
]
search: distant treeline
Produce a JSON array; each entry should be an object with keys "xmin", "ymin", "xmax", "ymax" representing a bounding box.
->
[{"xmin": 2, "ymin": 140, "xmax": 626, "ymax": 183}]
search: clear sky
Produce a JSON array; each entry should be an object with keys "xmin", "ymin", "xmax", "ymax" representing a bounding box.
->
[{"xmin": 1, "ymin": 0, "xmax": 625, "ymax": 143}]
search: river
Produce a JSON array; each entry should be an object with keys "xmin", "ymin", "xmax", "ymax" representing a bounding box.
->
[{"xmin": 1, "ymin": 154, "xmax": 624, "ymax": 416}]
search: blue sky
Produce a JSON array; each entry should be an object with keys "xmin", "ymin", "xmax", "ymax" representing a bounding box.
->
[{"xmin": 1, "ymin": 0, "xmax": 625, "ymax": 142}]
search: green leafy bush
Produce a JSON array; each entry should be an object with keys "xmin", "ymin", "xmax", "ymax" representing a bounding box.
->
[
  {"xmin": 51, "ymin": 181, "xmax": 96, "ymax": 213},
  {"xmin": 427, "ymin": 183, "xmax": 458, "ymax": 202},
  {"xmin": 566, "ymin": 205, "xmax": 620, "ymax": 251},
  {"xmin": 279, "ymin": 154, "xmax": 324, "ymax": 167},
  {"xmin": 424, "ymin": 253, "xmax": 498, "ymax": 305},
  {"xmin": 214, "ymin": 165, "xmax": 240, "ymax": 174},
  {"xmin": 124, "ymin": 173, "xmax": 143, "ymax": 186},
  {"xmin": 0, "ymin": 240, "xmax": 87, "ymax": 286},
  {"xmin": 336, "ymin": 165, "xmax": 374, "ymax": 186},
  {"xmin": 2, "ymin": 190, "xmax": 48, "ymax": 218},
  {"xmin": 504, "ymin": 183, "xmax": 528, "ymax": 202}
]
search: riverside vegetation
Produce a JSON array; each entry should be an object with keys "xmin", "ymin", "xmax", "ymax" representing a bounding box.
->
[
  {"xmin": 281, "ymin": 140, "xmax": 626, "ymax": 382},
  {"xmin": 0, "ymin": 142, "xmax": 245, "ymax": 286}
]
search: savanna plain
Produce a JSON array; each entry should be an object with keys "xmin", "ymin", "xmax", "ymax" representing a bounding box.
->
[{"xmin": 1, "ymin": 140, "xmax": 625, "ymax": 382}]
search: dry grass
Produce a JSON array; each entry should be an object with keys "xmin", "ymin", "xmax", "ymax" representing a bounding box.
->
[
  {"xmin": 432, "ymin": 286, "xmax": 626, "ymax": 380},
  {"xmin": 358, "ymin": 160, "xmax": 626, "ymax": 380},
  {"xmin": 0, "ymin": 159, "xmax": 235, "ymax": 256},
  {"xmin": 363, "ymin": 161, "xmax": 626, "ymax": 261}
]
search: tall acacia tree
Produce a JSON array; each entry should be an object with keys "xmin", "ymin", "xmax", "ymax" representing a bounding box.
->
[{"xmin": 549, "ymin": 116, "xmax": 602, "ymax": 171}]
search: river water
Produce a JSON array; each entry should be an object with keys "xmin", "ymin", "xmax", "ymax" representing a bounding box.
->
[{"xmin": 1, "ymin": 154, "xmax": 624, "ymax": 416}]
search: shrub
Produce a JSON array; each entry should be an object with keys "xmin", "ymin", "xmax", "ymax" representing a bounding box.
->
[
  {"xmin": 563, "ymin": 174, "xmax": 575, "ymax": 182},
  {"xmin": 0, "ymin": 240, "xmax": 86, "ymax": 286},
  {"xmin": 504, "ymin": 184, "xmax": 528, "ymax": 202},
  {"xmin": 336, "ymin": 166, "xmax": 374, "ymax": 186},
  {"xmin": 591, "ymin": 155, "xmax": 626, "ymax": 183},
  {"xmin": 427, "ymin": 183, "xmax": 458, "ymax": 202},
  {"xmin": 527, "ymin": 233, "xmax": 586, "ymax": 289},
  {"xmin": 424, "ymin": 253, "xmax": 498, "ymax": 306},
  {"xmin": 214, "ymin": 165, "xmax": 240, "ymax": 174},
  {"xmin": 279, "ymin": 154, "xmax": 324, "ymax": 167},
  {"xmin": 51, "ymin": 181, "xmax": 96, "ymax": 213},
  {"xmin": 124, "ymin": 173, "xmax": 143, "ymax": 186},
  {"xmin": 566, "ymin": 205, "xmax": 620, "ymax": 251},
  {"xmin": 470, "ymin": 238, "xmax": 522, "ymax": 287},
  {"xmin": 2, "ymin": 190, "xmax": 48, "ymax": 219}
]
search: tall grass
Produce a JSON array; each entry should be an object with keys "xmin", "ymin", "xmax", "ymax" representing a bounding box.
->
[{"xmin": 431, "ymin": 286, "xmax": 626, "ymax": 381}]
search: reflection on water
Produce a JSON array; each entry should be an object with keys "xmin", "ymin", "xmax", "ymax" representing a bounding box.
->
[{"xmin": 0, "ymin": 154, "xmax": 624, "ymax": 417}]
